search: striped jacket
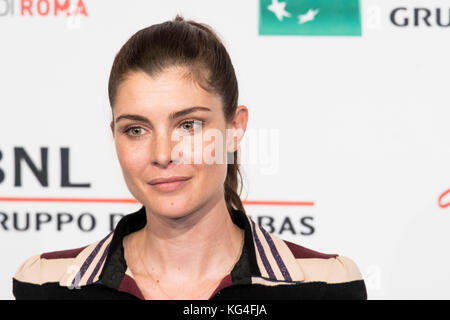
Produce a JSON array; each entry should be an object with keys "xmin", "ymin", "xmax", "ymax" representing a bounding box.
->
[{"xmin": 12, "ymin": 206, "xmax": 367, "ymax": 300}]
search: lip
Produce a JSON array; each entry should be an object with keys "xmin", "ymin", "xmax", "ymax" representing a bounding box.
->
[
  {"xmin": 148, "ymin": 176, "xmax": 192, "ymax": 193},
  {"xmin": 148, "ymin": 176, "xmax": 192, "ymax": 185}
]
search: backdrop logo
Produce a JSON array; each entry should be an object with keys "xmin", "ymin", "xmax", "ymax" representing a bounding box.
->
[
  {"xmin": 438, "ymin": 189, "xmax": 450, "ymax": 209},
  {"xmin": 390, "ymin": 7, "xmax": 450, "ymax": 27},
  {"xmin": 0, "ymin": 0, "xmax": 88, "ymax": 17},
  {"xmin": 259, "ymin": 0, "xmax": 362, "ymax": 36},
  {"xmin": 0, "ymin": 147, "xmax": 90, "ymax": 187},
  {"xmin": 0, "ymin": 147, "xmax": 316, "ymax": 236}
]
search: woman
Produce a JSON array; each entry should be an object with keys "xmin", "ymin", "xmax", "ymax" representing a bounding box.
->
[{"xmin": 12, "ymin": 15, "xmax": 367, "ymax": 300}]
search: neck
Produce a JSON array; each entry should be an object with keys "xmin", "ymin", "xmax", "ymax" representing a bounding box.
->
[{"xmin": 132, "ymin": 198, "xmax": 244, "ymax": 282}]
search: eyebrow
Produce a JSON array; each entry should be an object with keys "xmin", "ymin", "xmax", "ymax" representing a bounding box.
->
[{"xmin": 115, "ymin": 106, "xmax": 211, "ymax": 125}]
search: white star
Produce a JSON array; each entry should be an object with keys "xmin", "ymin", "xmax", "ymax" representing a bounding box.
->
[
  {"xmin": 267, "ymin": 0, "xmax": 291, "ymax": 21},
  {"xmin": 298, "ymin": 8, "xmax": 319, "ymax": 24}
]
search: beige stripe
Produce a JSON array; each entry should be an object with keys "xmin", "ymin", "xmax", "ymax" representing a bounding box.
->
[
  {"xmin": 78, "ymin": 233, "xmax": 114, "ymax": 285},
  {"xmin": 13, "ymin": 254, "xmax": 77, "ymax": 285},
  {"xmin": 327, "ymin": 256, "xmax": 364, "ymax": 284},
  {"xmin": 62, "ymin": 233, "xmax": 115, "ymax": 286},
  {"xmin": 14, "ymin": 254, "xmax": 41, "ymax": 283},
  {"xmin": 59, "ymin": 244, "xmax": 94, "ymax": 287},
  {"xmin": 40, "ymin": 258, "xmax": 77, "ymax": 284},
  {"xmin": 266, "ymin": 234, "xmax": 304, "ymax": 282},
  {"xmin": 251, "ymin": 276, "xmax": 298, "ymax": 287},
  {"xmin": 296, "ymin": 256, "xmax": 364, "ymax": 284},
  {"xmin": 296, "ymin": 257, "xmax": 331, "ymax": 283},
  {"xmin": 246, "ymin": 216, "xmax": 269, "ymax": 278},
  {"xmin": 59, "ymin": 237, "xmax": 107, "ymax": 287},
  {"xmin": 253, "ymin": 223, "xmax": 284, "ymax": 280}
]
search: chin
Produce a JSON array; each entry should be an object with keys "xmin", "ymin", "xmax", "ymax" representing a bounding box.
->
[{"xmin": 142, "ymin": 195, "xmax": 194, "ymax": 219}]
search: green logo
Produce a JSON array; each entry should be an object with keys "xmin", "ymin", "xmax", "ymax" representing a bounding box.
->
[{"xmin": 259, "ymin": 0, "xmax": 362, "ymax": 36}]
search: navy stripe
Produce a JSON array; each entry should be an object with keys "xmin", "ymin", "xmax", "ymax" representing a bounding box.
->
[
  {"xmin": 259, "ymin": 225, "xmax": 292, "ymax": 281},
  {"xmin": 87, "ymin": 241, "xmax": 111, "ymax": 285},
  {"xmin": 72, "ymin": 232, "xmax": 112, "ymax": 286},
  {"xmin": 250, "ymin": 219, "xmax": 276, "ymax": 279}
]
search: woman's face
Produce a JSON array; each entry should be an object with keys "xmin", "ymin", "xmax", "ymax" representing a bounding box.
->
[{"xmin": 111, "ymin": 66, "xmax": 246, "ymax": 218}]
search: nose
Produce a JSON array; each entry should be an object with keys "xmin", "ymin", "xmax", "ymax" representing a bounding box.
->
[{"xmin": 150, "ymin": 131, "xmax": 178, "ymax": 167}]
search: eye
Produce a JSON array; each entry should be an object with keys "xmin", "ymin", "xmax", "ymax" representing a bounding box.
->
[
  {"xmin": 124, "ymin": 126, "xmax": 147, "ymax": 138},
  {"xmin": 180, "ymin": 120, "xmax": 203, "ymax": 132}
]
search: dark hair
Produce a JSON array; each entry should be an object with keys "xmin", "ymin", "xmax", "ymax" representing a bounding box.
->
[{"xmin": 108, "ymin": 14, "xmax": 246, "ymax": 214}]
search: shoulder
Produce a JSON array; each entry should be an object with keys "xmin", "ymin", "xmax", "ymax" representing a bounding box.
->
[
  {"xmin": 283, "ymin": 239, "xmax": 363, "ymax": 283},
  {"xmin": 244, "ymin": 213, "xmax": 367, "ymax": 299},
  {"xmin": 12, "ymin": 232, "xmax": 113, "ymax": 300},
  {"xmin": 13, "ymin": 246, "xmax": 87, "ymax": 284},
  {"xmin": 282, "ymin": 239, "xmax": 367, "ymax": 299},
  {"xmin": 12, "ymin": 245, "xmax": 87, "ymax": 299}
]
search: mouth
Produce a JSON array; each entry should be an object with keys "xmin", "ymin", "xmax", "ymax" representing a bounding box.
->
[{"xmin": 147, "ymin": 176, "xmax": 192, "ymax": 192}]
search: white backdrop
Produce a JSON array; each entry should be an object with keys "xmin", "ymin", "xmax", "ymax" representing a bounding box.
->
[{"xmin": 1, "ymin": 0, "xmax": 449, "ymax": 300}]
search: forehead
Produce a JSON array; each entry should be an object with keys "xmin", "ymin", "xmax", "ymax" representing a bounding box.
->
[{"xmin": 113, "ymin": 67, "xmax": 222, "ymax": 117}]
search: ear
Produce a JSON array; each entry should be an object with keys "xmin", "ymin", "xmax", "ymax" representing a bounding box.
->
[
  {"xmin": 226, "ymin": 105, "xmax": 248, "ymax": 153},
  {"xmin": 110, "ymin": 121, "xmax": 115, "ymax": 137}
]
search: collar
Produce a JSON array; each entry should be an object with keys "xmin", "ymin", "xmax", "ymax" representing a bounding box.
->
[{"xmin": 59, "ymin": 206, "xmax": 305, "ymax": 298}]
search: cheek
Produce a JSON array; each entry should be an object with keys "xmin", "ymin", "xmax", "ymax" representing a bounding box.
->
[
  {"xmin": 174, "ymin": 130, "xmax": 227, "ymax": 165},
  {"xmin": 115, "ymin": 138, "xmax": 148, "ymax": 177},
  {"xmin": 194, "ymin": 162, "xmax": 227, "ymax": 195},
  {"xmin": 195, "ymin": 136, "xmax": 228, "ymax": 187},
  {"xmin": 173, "ymin": 132, "xmax": 227, "ymax": 185}
]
